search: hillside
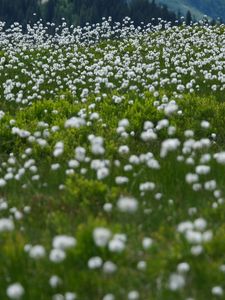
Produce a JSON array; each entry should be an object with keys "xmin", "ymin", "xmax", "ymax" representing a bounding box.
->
[
  {"xmin": 156, "ymin": 0, "xmax": 225, "ymax": 20},
  {"xmin": 1, "ymin": 19, "xmax": 225, "ymax": 299}
]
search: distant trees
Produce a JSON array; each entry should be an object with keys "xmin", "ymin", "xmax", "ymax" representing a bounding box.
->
[
  {"xmin": 0, "ymin": 0, "xmax": 40, "ymax": 25},
  {"xmin": 0, "ymin": 0, "xmax": 177, "ymax": 27},
  {"xmin": 186, "ymin": 10, "xmax": 192, "ymax": 25}
]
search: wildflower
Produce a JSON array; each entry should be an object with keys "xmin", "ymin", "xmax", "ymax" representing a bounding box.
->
[
  {"xmin": 117, "ymin": 196, "xmax": 138, "ymax": 213},
  {"xmin": 142, "ymin": 237, "xmax": 153, "ymax": 249},
  {"xmin": 0, "ymin": 178, "xmax": 6, "ymax": 187},
  {"xmin": 160, "ymin": 138, "xmax": 180, "ymax": 158},
  {"xmin": 102, "ymin": 294, "xmax": 115, "ymax": 300},
  {"xmin": 52, "ymin": 235, "xmax": 76, "ymax": 250},
  {"xmin": 64, "ymin": 117, "xmax": 86, "ymax": 128},
  {"xmin": 195, "ymin": 165, "xmax": 210, "ymax": 175},
  {"xmin": 214, "ymin": 152, "xmax": 225, "ymax": 165},
  {"xmin": 49, "ymin": 249, "xmax": 66, "ymax": 263},
  {"xmin": 29, "ymin": 245, "xmax": 46, "ymax": 259},
  {"xmin": 93, "ymin": 227, "xmax": 112, "ymax": 247},
  {"xmin": 212, "ymin": 286, "xmax": 223, "ymax": 296},
  {"xmin": 103, "ymin": 203, "xmax": 113, "ymax": 212},
  {"xmin": 128, "ymin": 290, "xmax": 140, "ymax": 300},
  {"xmin": 6, "ymin": 283, "xmax": 24, "ymax": 299},
  {"xmin": 168, "ymin": 273, "xmax": 185, "ymax": 291},
  {"xmin": 191, "ymin": 245, "xmax": 203, "ymax": 256},
  {"xmin": 108, "ymin": 236, "xmax": 126, "ymax": 253},
  {"xmin": 87, "ymin": 256, "xmax": 103, "ymax": 269},
  {"xmin": 177, "ymin": 262, "xmax": 190, "ymax": 273},
  {"xmin": 103, "ymin": 261, "xmax": 117, "ymax": 274},
  {"xmin": 0, "ymin": 218, "xmax": 14, "ymax": 232},
  {"xmin": 137, "ymin": 261, "xmax": 147, "ymax": 271},
  {"xmin": 118, "ymin": 145, "xmax": 129, "ymax": 155},
  {"xmin": 49, "ymin": 275, "xmax": 62, "ymax": 288},
  {"xmin": 65, "ymin": 292, "xmax": 77, "ymax": 300}
]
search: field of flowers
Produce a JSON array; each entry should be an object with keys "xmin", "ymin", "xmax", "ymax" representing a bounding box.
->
[{"xmin": 1, "ymin": 18, "xmax": 225, "ymax": 300}]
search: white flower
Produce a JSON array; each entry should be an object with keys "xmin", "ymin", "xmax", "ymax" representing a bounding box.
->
[
  {"xmin": 201, "ymin": 120, "xmax": 210, "ymax": 129},
  {"xmin": 214, "ymin": 152, "xmax": 225, "ymax": 165},
  {"xmin": 0, "ymin": 110, "xmax": 5, "ymax": 120},
  {"xmin": 185, "ymin": 230, "xmax": 202, "ymax": 244},
  {"xmin": 139, "ymin": 182, "xmax": 155, "ymax": 192},
  {"xmin": 202, "ymin": 230, "xmax": 213, "ymax": 243},
  {"xmin": 118, "ymin": 145, "xmax": 129, "ymax": 155},
  {"xmin": 87, "ymin": 256, "xmax": 103, "ymax": 269},
  {"xmin": 65, "ymin": 117, "xmax": 86, "ymax": 128},
  {"xmin": 115, "ymin": 176, "xmax": 129, "ymax": 185},
  {"xmin": 108, "ymin": 238, "xmax": 125, "ymax": 253},
  {"xmin": 65, "ymin": 292, "xmax": 77, "ymax": 300},
  {"xmin": 185, "ymin": 173, "xmax": 199, "ymax": 184},
  {"xmin": 29, "ymin": 245, "xmax": 46, "ymax": 259},
  {"xmin": 52, "ymin": 294, "xmax": 64, "ymax": 300},
  {"xmin": 68, "ymin": 160, "xmax": 79, "ymax": 168},
  {"xmin": 141, "ymin": 130, "xmax": 157, "ymax": 141},
  {"xmin": 6, "ymin": 283, "xmax": 24, "ymax": 299},
  {"xmin": 137, "ymin": 260, "xmax": 147, "ymax": 270},
  {"xmin": 195, "ymin": 165, "xmax": 210, "ymax": 175},
  {"xmin": 191, "ymin": 245, "xmax": 203, "ymax": 256},
  {"xmin": 93, "ymin": 227, "xmax": 112, "ymax": 247},
  {"xmin": 168, "ymin": 273, "xmax": 185, "ymax": 291},
  {"xmin": 49, "ymin": 249, "xmax": 66, "ymax": 263},
  {"xmin": 204, "ymin": 180, "xmax": 216, "ymax": 191},
  {"xmin": 97, "ymin": 167, "xmax": 109, "ymax": 180},
  {"xmin": 143, "ymin": 121, "xmax": 154, "ymax": 130},
  {"xmin": 193, "ymin": 218, "xmax": 207, "ymax": 231},
  {"xmin": 177, "ymin": 221, "xmax": 193, "ymax": 233},
  {"xmin": 212, "ymin": 286, "xmax": 223, "ymax": 296},
  {"xmin": 164, "ymin": 102, "xmax": 178, "ymax": 116},
  {"xmin": 142, "ymin": 237, "xmax": 153, "ymax": 249},
  {"xmin": 103, "ymin": 203, "xmax": 113, "ymax": 212},
  {"xmin": 103, "ymin": 261, "xmax": 117, "ymax": 274},
  {"xmin": 0, "ymin": 178, "xmax": 6, "ymax": 187},
  {"xmin": 146, "ymin": 158, "xmax": 160, "ymax": 169},
  {"xmin": 177, "ymin": 262, "xmax": 190, "ymax": 273},
  {"xmin": 52, "ymin": 235, "xmax": 76, "ymax": 250},
  {"xmin": 160, "ymin": 138, "xmax": 180, "ymax": 158},
  {"xmin": 128, "ymin": 290, "xmax": 140, "ymax": 300},
  {"xmin": 102, "ymin": 294, "xmax": 115, "ymax": 300},
  {"xmin": 118, "ymin": 119, "xmax": 129, "ymax": 128},
  {"xmin": 53, "ymin": 141, "xmax": 64, "ymax": 157},
  {"xmin": 75, "ymin": 147, "xmax": 86, "ymax": 161},
  {"xmin": 0, "ymin": 218, "xmax": 14, "ymax": 232},
  {"xmin": 49, "ymin": 275, "xmax": 62, "ymax": 288},
  {"xmin": 117, "ymin": 196, "xmax": 138, "ymax": 213}
]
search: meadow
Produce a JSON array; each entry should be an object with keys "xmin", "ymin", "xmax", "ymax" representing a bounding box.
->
[{"xmin": 1, "ymin": 18, "xmax": 225, "ymax": 300}]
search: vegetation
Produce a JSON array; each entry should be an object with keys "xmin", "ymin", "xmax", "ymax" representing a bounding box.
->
[
  {"xmin": 0, "ymin": 0, "xmax": 177, "ymax": 27},
  {"xmin": 1, "ymin": 19, "xmax": 225, "ymax": 299},
  {"xmin": 156, "ymin": 0, "xmax": 225, "ymax": 21}
]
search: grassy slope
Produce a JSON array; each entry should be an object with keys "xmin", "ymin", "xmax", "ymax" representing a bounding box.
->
[{"xmin": 1, "ymin": 24, "xmax": 225, "ymax": 299}]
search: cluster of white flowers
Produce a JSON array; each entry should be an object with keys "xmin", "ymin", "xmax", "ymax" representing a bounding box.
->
[
  {"xmin": 89, "ymin": 135, "xmax": 105, "ymax": 155},
  {"xmin": 49, "ymin": 235, "xmax": 76, "ymax": 263},
  {"xmin": 177, "ymin": 218, "xmax": 213, "ymax": 255},
  {"xmin": 160, "ymin": 138, "xmax": 180, "ymax": 158},
  {"xmin": 117, "ymin": 196, "xmax": 138, "ymax": 213},
  {"xmin": 108, "ymin": 233, "xmax": 127, "ymax": 253}
]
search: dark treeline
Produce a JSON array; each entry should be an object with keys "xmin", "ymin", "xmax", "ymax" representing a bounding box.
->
[{"xmin": 0, "ymin": 0, "xmax": 178, "ymax": 27}]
